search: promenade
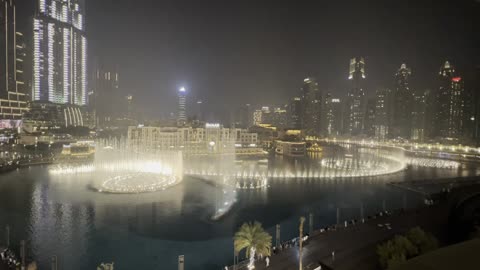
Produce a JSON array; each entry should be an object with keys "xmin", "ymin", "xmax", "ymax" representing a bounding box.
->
[{"xmin": 233, "ymin": 205, "xmax": 449, "ymax": 270}]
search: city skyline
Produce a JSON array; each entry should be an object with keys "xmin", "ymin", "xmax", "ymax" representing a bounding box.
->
[
  {"xmin": 12, "ymin": 0, "xmax": 479, "ymax": 118},
  {"xmin": 1, "ymin": 1, "xmax": 480, "ymax": 270}
]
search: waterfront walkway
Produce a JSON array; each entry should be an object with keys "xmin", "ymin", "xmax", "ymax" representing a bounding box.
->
[{"xmin": 231, "ymin": 205, "xmax": 449, "ymax": 270}]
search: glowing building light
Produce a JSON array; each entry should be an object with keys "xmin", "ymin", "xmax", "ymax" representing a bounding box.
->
[{"xmin": 452, "ymin": 77, "xmax": 462, "ymax": 82}]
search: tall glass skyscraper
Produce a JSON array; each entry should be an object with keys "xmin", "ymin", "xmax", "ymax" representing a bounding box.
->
[
  {"xmin": 435, "ymin": 61, "xmax": 465, "ymax": 140},
  {"xmin": 345, "ymin": 57, "xmax": 366, "ymax": 135},
  {"xmin": 392, "ymin": 63, "xmax": 413, "ymax": 139},
  {"xmin": 1, "ymin": 0, "xmax": 28, "ymax": 120},
  {"xmin": 33, "ymin": 0, "xmax": 87, "ymax": 105},
  {"xmin": 301, "ymin": 77, "xmax": 322, "ymax": 136},
  {"xmin": 177, "ymin": 87, "xmax": 187, "ymax": 126}
]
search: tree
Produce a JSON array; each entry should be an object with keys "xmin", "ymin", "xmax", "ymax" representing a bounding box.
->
[
  {"xmin": 406, "ymin": 227, "xmax": 439, "ymax": 254},
  {"xmin": 386, "ymin": 253, "xmax": 407, "ymax": 270},
  {"xmin": 377, "ymin": 236, "xmax": 417, "ymax": 269},
  {"xmin": 234, "ymin": 222, "xmax": 272, "ymax": 270}
]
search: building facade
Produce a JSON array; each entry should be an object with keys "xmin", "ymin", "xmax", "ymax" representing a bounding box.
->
[
  {"xmin": 364, "ymin": 98, "xmax": 376, "ymax": 137},
  {"xmin": 411, "ymin": 90, "xmax": 426, "ymax": 141},
  {"xmin": 391, "ymin": 63, "xmax": 413, "ymax": 139},
  {"xmin": 22, "ymin": 101, "xmax": 93, "ymax": 132},
  {"xmin": 127, "ymin": 124, "xmax": 258, "ymax": 156},
  {"xmin": 301, "ymin": 77, "xmax": 322, "ymax": 136},
  {"xmin": 90, "ymin": 62, "xmax": 119, "ymax": 127},
  {"xmin": 374, "ymin": 88, "xmax": 391, "ymax": 141},
  {"xmin": 33, "ymin": 0, "xmax": 87, "ymax": 105},
  {"xmin": 345, "ymin": 57, "xmax": 366, "ymax": 135},
  {"xmin": 324, "ymin": 92, "xmax": 342, "ymax": 137},
  {"xmin": 288, "ymin": 97, "xmax": 302, "ymax": 129},
  {"xmin": 435, "ymin": 61, "xmax": 466, "ymax": 140},
  {"xmin": 177, "ymin": 87, "xmax": 187, "ymax": 126},
  {"xmin": 1, "ymin": 0, "xmax": 28, "ymax": 119}
]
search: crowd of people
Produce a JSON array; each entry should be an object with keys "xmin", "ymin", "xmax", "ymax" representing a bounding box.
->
[{"xmin": 0, "ymin": 248, "xmax": 20, "ymax": 269}]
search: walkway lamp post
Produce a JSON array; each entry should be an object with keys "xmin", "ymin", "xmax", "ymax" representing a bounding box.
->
[{"xmin": 299, "ymin": 216, "xmax": 305, "ymax": 270}]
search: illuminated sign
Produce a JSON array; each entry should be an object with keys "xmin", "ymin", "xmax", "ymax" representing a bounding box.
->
[
  {"xmin": 205, "ymin": 123, "xmax": 220, "ymax": 128},
  {"xmin": 0, "ymin": 120, "xmax": 23, "ymax": 129}
]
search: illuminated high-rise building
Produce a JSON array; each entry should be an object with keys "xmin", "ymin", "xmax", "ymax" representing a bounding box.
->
[
  {"xmin": 288, "ymin": 97, "xmax": 302, "ymax": 129},
  {"xmin": 33, "ymin": 0, "xmax": 87, "ymax": 105},
  {"xmin": 374, "ymin": 88, "xmax": 392, "ymax": 141},
  {"xmin": 364, "ymin": 98, "xmax": 376, "ymax": 137},
  {"xmin": 91, "ymin": 63, "xmax": 119, "ymax": 127},
  {"xmin": 345, "ymin": 57, "xmax": 366, "ymax": 135},
  {"xmin": 177, "ymin": 87, "xmax": 187, "ymax": 126},
  {"xmin": 1, "ymin": 0, "xmax": 28, "ymax": 119},
  {"xmin": 435, "ymin": 61, "xmax": 465, "ymax": 140},
  {"xmin": 324, "ymin": 92, "xmax": 343, "ymax": 137},
  {"xmin": 391, "ymin": 63, "xmax": 413, "ymax": 139},
  {"xmin": 301, "ymin": 77, "xmax": 322, "ymax": 136},
  {"xmin": 411, "ymin": 90, "xmax": 426, "ymax": 141},
  {"xmin": 253, "ymin": 109, "xmax": 262, "ymax": 126}
]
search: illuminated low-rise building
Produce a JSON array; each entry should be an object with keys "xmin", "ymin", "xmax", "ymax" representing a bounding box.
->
[
  {"xmin": 127, "ymin": 124, "xmax": 258, "ymax": 156},
  {"xmin": 22, "ymin": 101, "xmax": 93, "ymax": 133},
  {"xmin": 274, "ymin": 141, "xmax": 306, "ymax": 157}
]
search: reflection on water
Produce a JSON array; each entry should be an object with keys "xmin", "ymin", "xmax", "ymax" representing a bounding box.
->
[{"xmin": 0, "ymin": 159, "xmax": 478, "ymax": 269}]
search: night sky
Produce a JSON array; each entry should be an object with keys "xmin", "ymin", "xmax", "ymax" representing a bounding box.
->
[{"xmin": 17, "ymin": 0, "xmax": 480, "ymax": 119}]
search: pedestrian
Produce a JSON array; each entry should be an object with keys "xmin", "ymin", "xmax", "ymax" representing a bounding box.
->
[
  {"xmin": 332, "ymin": 251, "xmax": 335, "ymax": 262},
  {"xmin": 266, "ymin": 256, "xmax": 270, "ymax": 267}
]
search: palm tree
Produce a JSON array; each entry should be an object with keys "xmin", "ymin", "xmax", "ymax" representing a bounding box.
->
[{"xmin": 234, "ymin": 221, "xmax": 272, "ymax": 270}]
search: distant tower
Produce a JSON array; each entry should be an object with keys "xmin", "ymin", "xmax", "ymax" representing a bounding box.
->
[
  {"xmin": 92, "ymin": 62, "xmax": 119, "ymax": 127},
  {"xmin": 301, "ymin": 77, "xmax": 322, "ymax": 136},
  {"xmin": 411, "ymin": 90, "xmax": 427, "ymax": 141},
  {"xmin": 177, "ymin": 87, "xmax": 187, "ymax": 126},
  {"xmin": 374, "ymin": 88, "xmax": 392, "ymax": 141},
  {"xmin": 345, "ymin": 57, "xmax": 366, "ymax": 135},
  {"xmin": 33, "ymin": 0, "xmax": 87, "ymax": 105},
  {"xmin": 289, "ymin": 97, "xmax": 302, "ymax": 129},
  {"xmin": 126, "ymin": 95, "xmax": 134, "ymax": 120},
  {"xmin": 391, "ymin": 63, "xmax": 413, "ymax": 139},
  {"xmin": 435, "ymin": 61, "xmax": 465, "ymax": 140},
  {"xmin": 324, "ymin": 92, "xmax": 343, "ymax": 137}
]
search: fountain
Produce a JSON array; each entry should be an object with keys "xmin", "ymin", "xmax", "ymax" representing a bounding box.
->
[{"xmin": 49, "ymin": 137, "xmax": 183, "ymax": 194}]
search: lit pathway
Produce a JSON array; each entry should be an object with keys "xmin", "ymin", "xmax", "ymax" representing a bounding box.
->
[{"xmin": 233, "ymin": 205, "xmax": 448, "ymax": 270}]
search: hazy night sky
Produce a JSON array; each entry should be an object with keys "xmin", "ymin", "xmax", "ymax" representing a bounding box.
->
[{"xmin": 17, "ymin": 0, "xmax": 480, "ymax": 120}]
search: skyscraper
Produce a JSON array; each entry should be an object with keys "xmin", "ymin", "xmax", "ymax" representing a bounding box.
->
[
  {"xmin": 253, "ymin": 109, "xmax": 262, "ymax": 126},
  {"xmin": 345, "ymin": 57, "xmax": 366, "ymax": 135},
  {"xmin": 324, "ymin": 92, "xmax": 343, "ymax": 137},
  {"xmin": 33, "ymin": 0, "xmax": 87, "ymax": 105},
  {"xmin": 0, "ymin": 0, "xmax": 28, "ymax": 119},
  {"xmin": 91, "ymin": 63, "xmax": 119, "ymax": 127},
  {"xmin": 374, "ymin": 88, "xmax": 391, "ymax": 141},
  {"xmin": 391, "ymin": 63, "xmax": 413, "ymax": 139},
  {"xmin": 177, "ymin": 87, "xmax": 187, "ymax": 126},
  {"xmin": 364, "ymin": 98, "xmax": 376, "ymax": 137},
  {"xmin": 411, "ymin": 90, "xmax": 426, "ymax": 141},
  {"xmin": 301, "ymin": 77, "xmax": 322, "ymax": 136},
  {"xmin": 288, "ymin": 97, "xmax": 302, "ymax": 129},
  {"xmin": 435, "ymin": 61, "xmax": 465, "ymax": 140}
]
